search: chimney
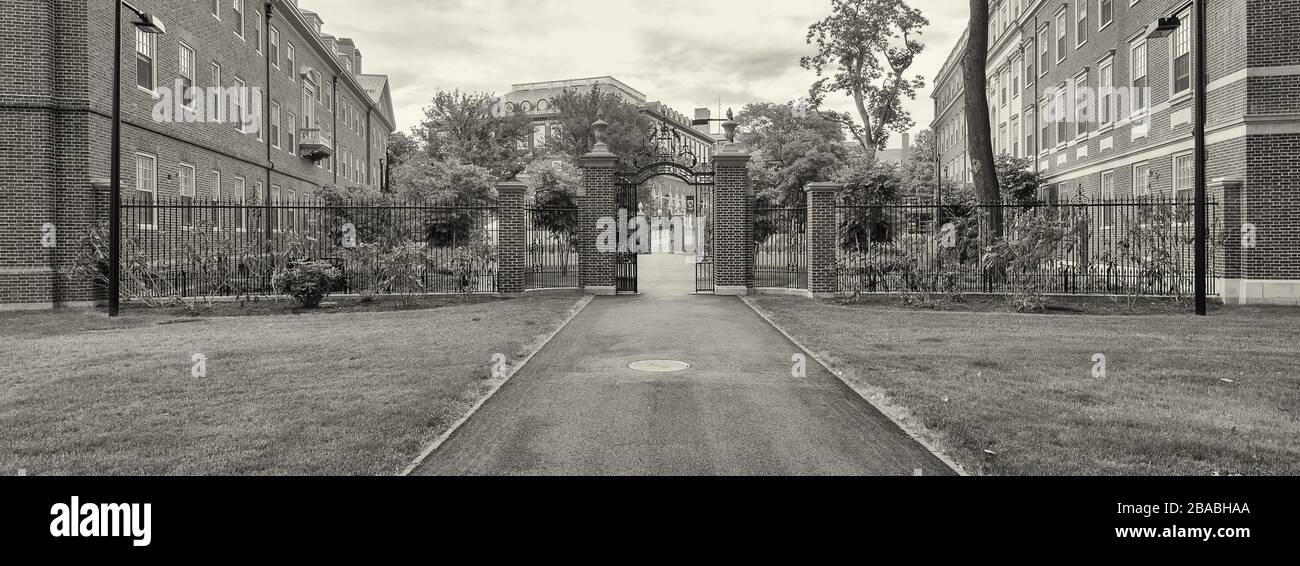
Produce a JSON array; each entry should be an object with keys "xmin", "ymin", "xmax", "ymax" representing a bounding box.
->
[
  {"xmin": 694, "ymin": 108, "xmax": 711, "ymax": 135},
  {"xmin": 353, "ymin": 49, "xmax": 363, "ymax": 75},
  {"xmin": 902, "ymin": 132, "xmax": 912, "ymax": 160}
]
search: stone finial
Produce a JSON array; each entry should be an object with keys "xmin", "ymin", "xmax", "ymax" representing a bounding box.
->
[{"xmin": 591, "ymin": 120, "xmax": 610, "ymax": 153}]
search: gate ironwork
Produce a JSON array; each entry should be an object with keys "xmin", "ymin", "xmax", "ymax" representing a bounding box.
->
[
  {"xmin": 613, "ymin": 124, "xmax": 716, "ymax": 294},
  {"xmin": 526, "ymin": 205, "xmax": 579, "ymax": 289}
]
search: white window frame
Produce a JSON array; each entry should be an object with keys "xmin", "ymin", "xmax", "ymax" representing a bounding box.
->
[
  {"xmin": 270, "ymin": 101, "xmax": 281, "ymax": 149},
  {"xmin": 1173, "ymin": 151, "xmax": 1194, "ymax": 202},
  {"xmin": 1170, "ymin": 7, "xmax": 1193, "ymax": 97},
  {"xmin": 1099, "ymin": 55, "xmax": 1115, "ymax": 127},
  {"xmin": 286, "ymin": 43, "xmax": 296, "ymax": 80},
  {"xmin": 179, "ymin": 163, "xmax": 196, "ymax": 228},
  {"xmin": 212, "ymin": 170, "xmax": 222, "ymax": 231},
  {"xmin": 134, "ymin": 153, "xmax": 157, "ymax": 228},
  {"xmin": 1130, "ymin": 37, "xmax": 1149, "ymax": 117},
  {"xmin": 287, "ymin": 111, "xmax": 297, "ymax": 154},
  {"xmin": 1133, "ymin": 162, "xmax": 1153, "ymax": 197},
  {"xmin": 271, "ymin": 185, "xmax": 282, "ymax": 232},
  {"xmin": 1100, "ymin": 0, "xmax": 1115, "ymax": 31},
  {"xmin": 269, "ymin": 26, "xmax": 280, "ymax": 68},
  {"xmin": 134, "ymin": 28, "xmax": 157, "ymax": 94},
  {"xmin": 233, "ymin": 176, "xmax": 247, "ymax": 231},
  {"xmin": 1075, "ymin": 69, "xmax": 1090, "ymax": 139},
  {"xmin": 178, "ymin": 42, "xmax": 196, "ymax": 110},
  {"xmin": 1038, "ymin": 27, "xmax": 1051, "ymax": 76},
  {"xmin": 233, "ymin": 0, "xmax": 245, "ymax": 40},
  {"xmin": 1100, "ymin": 170, "xmax": 1116, "ymax": 227},
  {"xmin": 234, "ymin": 76, "xmax": 247, "ymax": 133},
  {"xmin": 1055, "ymin": 8, "xmax": 1068, "ymax": 63},
  {"xmin": 1076, "ymin": 1, "xmax": 1089, "ymax": 47}
]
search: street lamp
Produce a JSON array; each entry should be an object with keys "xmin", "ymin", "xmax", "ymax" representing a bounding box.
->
[
  {"xmin": 109, "ymin": 2, "xmax": 166, "ymax": 317},
  {"xmin": 1145, "ymin": 4, "xmax": 1207, "ymax": 316}
]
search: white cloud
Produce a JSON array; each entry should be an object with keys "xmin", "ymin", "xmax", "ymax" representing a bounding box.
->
[{"xmin": 302, "ymin": 0, "xmax": 968, "ymax": 148}]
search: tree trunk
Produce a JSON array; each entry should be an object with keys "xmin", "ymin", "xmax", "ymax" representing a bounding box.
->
[
  {"xmin": 962, "ymin": 0, "xmax": 1001, "ymax": 239},
  {"xmin": 852, "ymin": 84, "xmax": 877, "ymax": 161}
]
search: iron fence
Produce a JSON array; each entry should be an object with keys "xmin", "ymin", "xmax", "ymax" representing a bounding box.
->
[
  {"xmin": 525, "ymin": 206, "xmax": 579, "ymax": 289},
  {"xmin": 754, "ymin": 205, "xmax": 807, "ymax": 289},
  {"xmin": 834, "ymin": 198, "xmax": 1219, "ymax": 298},
  {"xmin": 114, "ymin": 195, "xmax": 499, "ymax": 299}
]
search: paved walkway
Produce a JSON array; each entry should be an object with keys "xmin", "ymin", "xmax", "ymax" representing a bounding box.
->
[{"xmin": 413, "ymin": 254, "xmax": 954, "ymax": 475}]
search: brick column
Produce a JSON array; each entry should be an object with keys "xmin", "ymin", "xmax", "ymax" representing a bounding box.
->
[
  {"xmin": 578, "ymin": 122, "xmax": 618, "ymax": 295},
  {"xmin": 713, "ymin": 147, "xmax": 753, "ymax": 295},
  {"xmin": 495, "ymin": 181, "xmax": 527, "ymax": 295},
  {"xmin": 805, "ymin": 182, "xmax": 841, "ymax": 298},
  {"xmin": 1213, "ymin": 178, "xmax": 1245, "ymax": 305}
]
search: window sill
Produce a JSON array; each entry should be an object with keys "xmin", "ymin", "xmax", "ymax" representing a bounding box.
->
[{"xmin": 1169, "ymin": 91, "xmax": 1193, "ymax": 106}]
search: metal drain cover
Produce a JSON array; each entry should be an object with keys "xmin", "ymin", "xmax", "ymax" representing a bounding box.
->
[{"xmin": 628, "ymin": 360, "xmax": 691, "ymax": 373}]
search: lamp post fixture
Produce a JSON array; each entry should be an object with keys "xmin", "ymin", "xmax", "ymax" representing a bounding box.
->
[
  {"xmin": 109, "ymin": 2, "xmax": 166, "ymax": 317},
  {"xmin": 1146, "ymin": 3, "xmax": 1208, "ymax": 316}
]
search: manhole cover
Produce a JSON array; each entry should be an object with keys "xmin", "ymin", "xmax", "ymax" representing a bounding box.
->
[{"xmin": 628, "ymin": 360, "xmax": 691, "ymax": 373}]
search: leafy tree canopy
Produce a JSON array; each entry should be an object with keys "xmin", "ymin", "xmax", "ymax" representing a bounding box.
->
[
  {"xmin": 737, "ymin": 101, "xmax": 849, "ymax": 207},
  {"xmin": 546, "ymin": 86, "xmax": 657, "ymax": 162},
  {"xmin": 414, "ymin": 89, "xmax": 533, "ymax": 181}
]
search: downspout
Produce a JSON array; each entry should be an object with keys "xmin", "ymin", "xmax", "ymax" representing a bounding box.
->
[
  {"xmin": 332, "ymin": 75, "xmax": 338, "ymax": 185},
  {"xmin": 263, "ymin": 1, "xmax": 274, "ymax": 241},
  {"xmin": 365, "ymin": 106, "xmax": 372, "ymax": 189}
]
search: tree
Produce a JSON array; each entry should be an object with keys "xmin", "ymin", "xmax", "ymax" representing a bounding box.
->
[
  {"xmin": 384, "ymin": 131, "xmax": 421, "ymax": 193},
  {"xmin": 995, "ymin": 154, "xmax": 1043, "ymax": 205},
  {"xmin": 898, "ymin": 128, "xmax": 938, "ymax": 202},
  {"xmin": 962, "ymin": 0, "xmax": 999, "ymax": 235},
  {"xmin": 391, "ymin": 156, "xmax": 498, "ymax": 247},
  {"xmin": 546, "ymin": 86, "xmax": 656, "ymax": 162},
  {"xmin": 414, "ymin": 90, "xmax": 533, "ymax": 181},
  {"xmin": 736, "ymin": 101, "xmax": 850, "ymax": 207},
  {"xmin": 801, "ymin": 0, "xmax": 929, "ymax": 160},
  {"xmin": 835, "ymin": 158, "xmax": 904, "ymax": 251}
]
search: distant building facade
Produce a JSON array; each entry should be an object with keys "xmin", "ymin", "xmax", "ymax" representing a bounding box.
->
[
  {"xmin": 502, "ymin": 76, "xmax": 720, "ymax": 216},
  {"xmin": 930, "ymin": 0, "xmax": 1300, "ymax": 304},
  {"xmin": 0, "ymin": 0, "xmax": 396, "ymax": 308}
]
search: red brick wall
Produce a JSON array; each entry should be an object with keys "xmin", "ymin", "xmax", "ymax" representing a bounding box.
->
[{"xmin": 713, "ymin": 153, "xmax": 753, "ymax": 291}]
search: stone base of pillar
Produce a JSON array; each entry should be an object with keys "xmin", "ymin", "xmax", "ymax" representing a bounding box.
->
[
  {"xmin": 715, "ymin": 286, "xmax": 750, "ymax": 296},
  {"xmin": 1217, "ymin": 278, "xmax": 1300, "ymax": 306}
]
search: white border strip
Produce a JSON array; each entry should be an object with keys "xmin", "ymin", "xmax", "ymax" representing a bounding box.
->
[
  {"xmin": 398, "ymin": 295, "xmax": 595, "ymax": 476},
  {"xmin": 740, "ymin": 296, "xmax": 969, "ymax": 476}
]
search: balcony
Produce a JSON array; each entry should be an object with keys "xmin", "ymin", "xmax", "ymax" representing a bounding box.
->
[{"xmin": 299, "ymin": 128, "xmax": 334, "ymax": 161}]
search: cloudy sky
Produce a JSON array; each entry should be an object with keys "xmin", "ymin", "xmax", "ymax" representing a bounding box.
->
[{"xmin": 304, "ymin": 0, "xmax": 968, "ymax": 149}]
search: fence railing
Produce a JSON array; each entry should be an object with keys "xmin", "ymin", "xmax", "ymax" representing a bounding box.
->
[
  {"xmin": 114, "ymin": 195, "xmax": 499, "ymax": 300},
  {"xmin": 525, "ymin": 206, "xmax": 579, "ymax": 289},
  {"xmin": 754, "ymin": 205, "xmax": 808, "ymax": 289},
  {"xmin": 835, "ymin": 198, "xmax": 1219, "ymax": 298}
]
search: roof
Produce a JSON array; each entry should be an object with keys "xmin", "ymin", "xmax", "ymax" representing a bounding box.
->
[{"xmin": 357, "ymin": 74, "xmax": 396, "ymax": 129}]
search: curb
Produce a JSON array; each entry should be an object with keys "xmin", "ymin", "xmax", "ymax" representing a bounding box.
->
[
  {"xmin": 740, "ymin": 295, "xmax": 970, "ymax": 477},
  {"xmin": 398, "ymin": 294, "xmax": 596, "ymax": 476}
]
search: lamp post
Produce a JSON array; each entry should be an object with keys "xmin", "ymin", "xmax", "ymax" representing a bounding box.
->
[
  {"xmin": 109, "ymin": 2, "xmax": 166, "ymax": 317},
  {"xmin": 1146, "ymin": 2, "xmax": 1207, "ymax": 316}
]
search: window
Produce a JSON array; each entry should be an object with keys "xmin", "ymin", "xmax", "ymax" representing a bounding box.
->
[
  {"xmin": 270, "ymin": 102, "xmax": 281, "ymax": 148},
  {"xmin": 211, "ymin": 62, "xmax": 221, "ymax": 88},
  {"xmin": 233, "ymin": 77, "xmax": 246, "ymax": 132},
  {"xmin": 1056, "ymin": 88, "xmax": 1069, "ymax": 145},
  {"xmin": 286, "ymin": 189, "xmax": 297, "ymax": 231},
  {"xmin": 1000, "ymin": 71, "xmax": 1008, "ymax": 107},
  {"xmin": 534, "ymin": 124, "xmax": 546, "ymax": 149},
  {"xmin": 211, "ymin": 170, "xmax": 222, "ymax": 228},
  {"xmin": 302, "ymin": 83, "xmax": 316, "ymax": 128},
  {"xmin": 1024, "ymin": 108, "xmax": 1036, "ymax": 156},
  {"xmin": 1042, "ymin": 100, "xmax": 1054, "ymax": 150},
  {"xmin": 1039, "ymin": 28, "xmax": 1050, "ymax": 74},
  {"xmin": 1133, "ymin": 162, "xmax": 1152, "ymax": 197},
  {"xmin": 286, "ymin": 44, "xmax": 296, "ymax": 78},
  {"xmin": 211, "ymin": 0, "xmax": 220, "ymax": 18},
  {"xmin": 1099, "ymin": 57, "xmax": 1115, "ymax": 125},
  {"xmin": 233, "ymin": 177, "xmax": 246, "ymax": 230},
  {"xmin": 997, "ymin": 124, "xmax": 1007, "ymax": 155},
  {"xmin": 1025, "ymin": 51, "xmax": 1035, "ymax": 87},
  {"xmin": 1075, "ymin": 70, "xmax": 1090, "ymax": 137},
  {"xmin": 269, "ymin": 27, "xmax": 280, "ymax": 67},
  {"xmin": 179, "ymin": 164, "xmax": 196, "ymax": 227},
  {"xmin": 1101, "ymin": 170, "xmax": 1116, "ymax": 226},
  {"xmin": 1174, "ymin": 153, "xmax": 1194, "ymax": 202},
  {"xmin": 271, "ymin": 186, "xmax": 282, "ymax": 231},
  {"xmin": 1055, "ymin": 10, "xmax": 1068, "ymax": 61},
  {"xmin": 1130, "ymin": 40, "xmax": 1148, "ymax": 115},
  {"xmin": 252, "ymin": 10, "xmax": 261, "ymax": 53},
  {"xmin": 287, "ymin": 112, "xmax": 297, "ymax": 153},
  {"xmin": 1172, "ymin": 9, "xmax": 1192, "ymax": 95},
  {"xmin": 1100, "ymin": 0, "xmax": 1114, "ymax": 29},
  {"xmin": 233, "ymin": 0, "xmax": 245, "ymax": 39},
  {"xmin": 135, "ymin": 28, "xmax": 156, "ymax": 91},
  {"xmin": 178, "ymin": 43, "xmax": 195, "ymax": 108},
  {"xmin": 1076, "ymin": 1, "xmax": 1088, "ymax": 46},
  {"xmin": 1011, "ymin": 117, "xmax": 1021, "ymax": 157},
  {"xmin": 134, "ymin": 154, "xmax": 157, "ymax": 227}
]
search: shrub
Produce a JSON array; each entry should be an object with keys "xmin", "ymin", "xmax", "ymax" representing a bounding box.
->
[
  {"xmin": 271, "ymin": 261, "xmax": 342, "ymax": 307},
  {"xmin": 982, "ymin": 212, "xmax": 1077, "ymax": 312}
]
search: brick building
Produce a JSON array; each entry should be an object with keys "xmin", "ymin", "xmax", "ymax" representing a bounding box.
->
[
  {"xmin": 0, "ymin": 0, "xmax": 395, "ymax": 308},
  {"xmin": 930, "ymin": 0, "xmax": 1300, "ymax": 304}
]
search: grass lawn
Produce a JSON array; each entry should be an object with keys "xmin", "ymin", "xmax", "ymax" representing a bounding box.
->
[
  {"xmin": 750, "ymin": 297, "xmax": 1300, "ymax": 476},
  {"xmin": 0, "ymin": 294, "xmax": 586, "ymax": 476}
]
